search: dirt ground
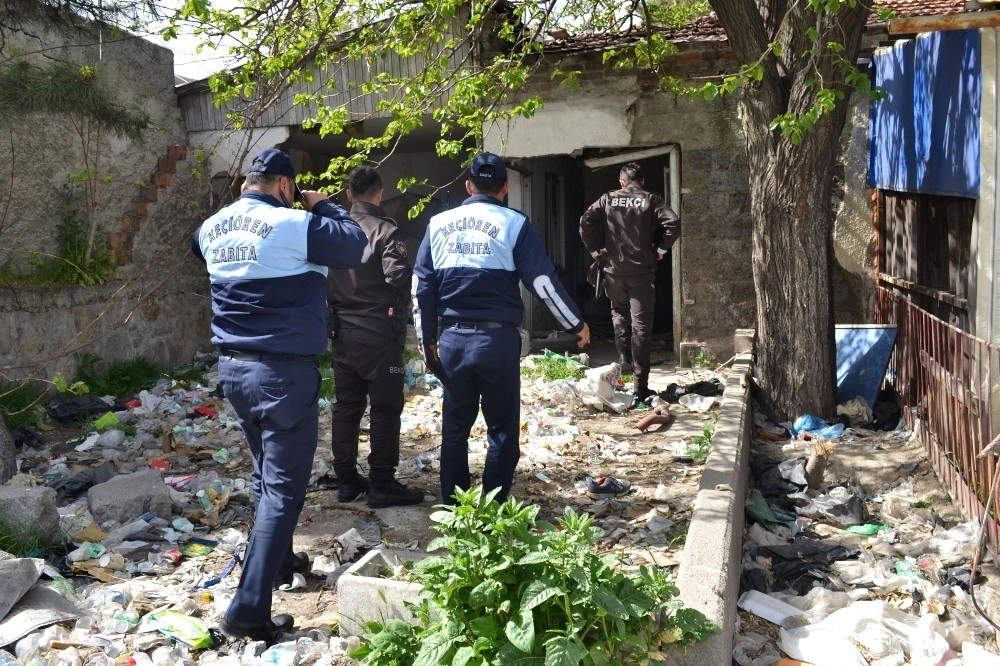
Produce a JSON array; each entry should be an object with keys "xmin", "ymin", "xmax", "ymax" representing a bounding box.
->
[
  {"xmin": 263, "ymin": 359, "xmax": 721, "ymax": 636},
  {"xmin": 20, "ymin": 341, "xmax": 1000, "ymax": 663}
]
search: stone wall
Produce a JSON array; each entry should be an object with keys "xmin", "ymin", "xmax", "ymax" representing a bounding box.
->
[{"xmin": 0, "ymin": 14, "xmax": 213, "ymax": 382}]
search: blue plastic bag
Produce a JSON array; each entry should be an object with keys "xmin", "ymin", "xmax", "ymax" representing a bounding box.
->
[{"xmin": 790, "ymin": 414, "xmax": 827, "ymax": 435}]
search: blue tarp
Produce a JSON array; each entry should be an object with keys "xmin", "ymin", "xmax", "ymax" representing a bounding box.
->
[
  {"xmin": 835, "ymin": 325, "xmax": 898, "ymax": 408},
  {"xmin": 868, "ymin": 29, "xmax": 981, "ymax": 199}
]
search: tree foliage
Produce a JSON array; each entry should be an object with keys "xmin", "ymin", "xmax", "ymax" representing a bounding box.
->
[{"xmin": 166, "ymin": 0, "xmax": 878, "ymax": 419}]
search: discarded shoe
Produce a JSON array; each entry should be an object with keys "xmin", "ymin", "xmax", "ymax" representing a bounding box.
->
[
  {"xmin": 338, "ymin": 477, "xmax": 369, "ymax": 503},
  {"xmin": 218, "ymin": 614, "xmax": 294, "ymax": 645},
  {"xmin": 273, "ymin": 551, "xmax": 310, "ymax": 590},
  {"xmin": 368, "ymin": 479, "xmax": 425, "ymax": 508},
  {"xmin": 585, "ymin": 475, "xmax": 632, "ymax": 499}
]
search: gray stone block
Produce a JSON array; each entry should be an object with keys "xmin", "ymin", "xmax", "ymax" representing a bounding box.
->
[
  {"xmin": 88, "ymin": 470, "xmax": 172, "ymax": 527},
  {"xmin": 0, "ymin": 486, "xmax": 59, "ymax": 545},
  {"xmin": 337, "ymin": 548, "xmax": 429, "ymax": 637}
]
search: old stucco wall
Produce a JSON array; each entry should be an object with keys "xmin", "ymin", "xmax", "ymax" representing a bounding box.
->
[{"xmin": 0, "ymin": 15, "xmax": 213, "ymax": 382}]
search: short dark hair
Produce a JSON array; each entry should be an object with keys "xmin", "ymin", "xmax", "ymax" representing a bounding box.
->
[
  {"xmin": 244, "ymin": 171, "xmax": 282, "ymax": 188},
  {"xmin": 348, "ymin": 166, "xmax": 382, "ymax": 198},
  {"xmin": 469, "ymin": 176, "xmax": 505, "ymax": 196},
  {"xmin": 619, "ymin": 162, "xmax": 644, "ymax": 183}
]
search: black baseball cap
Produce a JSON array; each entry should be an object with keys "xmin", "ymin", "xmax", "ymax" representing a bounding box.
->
[{"xmin": 469, "ymin": 152, "xmax": 508, "ymax": 181}]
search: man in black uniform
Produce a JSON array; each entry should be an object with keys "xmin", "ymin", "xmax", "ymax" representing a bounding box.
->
[
  {"xmin": 580, "ymin": 162, "xmax": 680, "ymax": 406},
  {"xmin": 327, "ymin": 166, "xmax": 425, "ymax": 508}
]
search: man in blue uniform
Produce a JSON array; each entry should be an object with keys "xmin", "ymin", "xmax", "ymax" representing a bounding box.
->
[
  {"xmin": 326, "ymin": 166, "xmax": 425, "ymax": 508},
  {"xmin": 192, "ymin": 148, "xmax": 370, "ymax": 644},
  {"xmin": 412, "ymin": 152, "xmax": 590, "ymax": 504}
]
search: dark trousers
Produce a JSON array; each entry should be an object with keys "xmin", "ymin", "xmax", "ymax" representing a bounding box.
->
[
  {"xmin": 604, "ymin": 272, "xmax": 656, "ymax": 384},
  {"xmin": 438, "ymin": 325, "xmax": 520, "ymax": 504},
  {"xmin": 219, "ymin": 356, "xmax": 320, "ymax": 625},
  {"xmin": 330, "ymin": 327, "xmax": 405, "ymax": 488}
]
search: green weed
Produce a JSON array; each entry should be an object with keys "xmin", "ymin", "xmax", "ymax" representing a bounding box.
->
[
  {"xmin": 0, "ymin": 379, "xmax": 48, "ymax": 431},
  {"xmin": 352, "ymin": 486, "xmax": 716, "ymax": 665}
]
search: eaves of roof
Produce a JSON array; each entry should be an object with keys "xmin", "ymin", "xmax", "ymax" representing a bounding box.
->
[{"xmin": 541, "ymin": 0, "xmax": 968, "ymax": 53}]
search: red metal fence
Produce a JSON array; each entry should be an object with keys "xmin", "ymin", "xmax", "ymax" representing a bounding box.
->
[{"xmin": 875, "ymin": 286, "xmax": 1000, "ymax": 545}]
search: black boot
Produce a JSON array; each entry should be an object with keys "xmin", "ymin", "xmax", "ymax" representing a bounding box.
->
[
  {"xmin": 632, "ymin": 380, "xmax": 655, "ymax": 409},
  {"xmin": 617, "ymin": 347, "xmax": 634, "ymax": 374}
]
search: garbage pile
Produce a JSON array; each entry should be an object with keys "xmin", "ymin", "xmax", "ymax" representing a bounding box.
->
[
  {"xmin": 0, "ymin": 351, "xmax": 729, "ymax": 666},
  {"xmin": 736, "ymin": 403, "xmax": 1000, "ymax": 666}
]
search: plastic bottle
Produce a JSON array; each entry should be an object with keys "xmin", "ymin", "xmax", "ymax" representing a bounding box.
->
[{"xmin": 195, "ymin": 490, "xmax": 212, "ymax": 511}]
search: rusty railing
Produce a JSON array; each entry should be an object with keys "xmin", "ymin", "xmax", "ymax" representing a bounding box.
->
[{"xmin": 875, "ymin": 286, "xmax": 1000, "ymax": 545}]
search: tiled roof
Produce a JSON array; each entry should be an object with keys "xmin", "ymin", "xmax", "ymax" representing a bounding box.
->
[{"xmin": 543, "ymin": 0, "xmax": 969, "ymax": 52}]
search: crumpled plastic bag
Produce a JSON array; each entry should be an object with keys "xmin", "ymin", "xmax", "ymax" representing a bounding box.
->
[
  {"xmin": 790, "ymin": 486, "xmax": 864, "ymax": 527},
  {"xmin": 837, "ymin": 396, "xmax": 873, "ymax": 428},
  {"xmin": 147, "ymin": 609, "xmax": 212, "ymax": 649}
]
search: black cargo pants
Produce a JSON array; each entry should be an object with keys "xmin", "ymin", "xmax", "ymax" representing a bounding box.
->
[{"xmin": 330, "ymin": 326, "xmax": 406, "ymax": 487}]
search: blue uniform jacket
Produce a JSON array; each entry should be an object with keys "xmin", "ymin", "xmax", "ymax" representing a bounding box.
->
[
  {"xmin": 192, "ymin": 191, "xmax": 370, "ymax": 356},
  {"xmin": 412, "ymin": 194, "xmax": 583, "ymax": 346}
]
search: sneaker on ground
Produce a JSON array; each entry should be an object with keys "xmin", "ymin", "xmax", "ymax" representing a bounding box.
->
[
  {"xmin": 585, "ymin": 475, "xmax": 632, "ymax": 498},
  {"xmin": 368, "ymin": 479, "xmax": 425, "ymax": 508},
  {"xmin": 337, "ymin": 477, "xmax": 369, "ymax": 503}
]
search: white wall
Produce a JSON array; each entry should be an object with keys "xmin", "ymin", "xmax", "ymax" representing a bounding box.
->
[{"xmin": 974, "ymin": 27, "xmax": 1000, "ymax": 345}]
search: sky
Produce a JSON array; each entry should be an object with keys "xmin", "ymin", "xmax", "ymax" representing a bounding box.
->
[{"xmin": 147, "ymin": 0, "xmax": 239, "ymax": 81}]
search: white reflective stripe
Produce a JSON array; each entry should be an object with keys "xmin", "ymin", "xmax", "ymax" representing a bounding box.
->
[
  {"xmin": 360, "ymin": 243, "xmax": 372, "ymax": 263},
  {"xmin": 532, "ymin": 275, "xmax": 579, "ymax": 330}
]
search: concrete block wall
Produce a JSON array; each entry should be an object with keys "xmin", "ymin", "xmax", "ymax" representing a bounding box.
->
[{"xmin": 671, "ymin": 352, "xmax": 752, "ymax": 664}]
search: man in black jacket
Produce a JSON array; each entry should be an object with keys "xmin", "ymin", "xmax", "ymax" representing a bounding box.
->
[
  {"xmin": 580, "ymin": 162, "xmax": 680, "ymax": 406},
  {"xmin": 327, "ymin": 166, "xmax": 425, "ymax": 508}
]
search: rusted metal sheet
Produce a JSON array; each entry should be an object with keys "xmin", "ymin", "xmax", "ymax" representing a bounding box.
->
[{"xmin": 889, "ymin": 11, "xmax": 1000, "ymax": 35}]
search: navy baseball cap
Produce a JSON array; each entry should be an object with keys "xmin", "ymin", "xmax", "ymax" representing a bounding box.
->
[
  {"xmin": 469, "ymin": 152, "xmax": 508, "ymax": 181},
  {"xmin": 247, "ymin": 148, "xmax": 297, "ymax": 179},
  {"xmin": 247, "ymin": 148, "xmax": 303, "ymax": 201}
]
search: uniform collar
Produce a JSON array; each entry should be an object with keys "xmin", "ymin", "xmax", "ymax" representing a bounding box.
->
[
  {"xmin": 463, "ymin": 194, "xmax": 506, "ymax": 207},
  {"xmin": 240, "ymin": 189, "xmax": 285, "ymax": 208},
  {"xmin": 350, "ymin": 200, "xmax": 387, "ymax": 218}
]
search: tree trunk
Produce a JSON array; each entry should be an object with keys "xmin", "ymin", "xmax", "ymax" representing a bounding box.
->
[
  {"xmin": 711, "ymin": 0, "xmax": 869, "ymax": 421},
  {"xmin": 0, "ymin": 414, "xmax": 15, "ymax": 484},
  {"xmin": 742, "ymin": 108, "xmax": 840, "ymax": 421}
]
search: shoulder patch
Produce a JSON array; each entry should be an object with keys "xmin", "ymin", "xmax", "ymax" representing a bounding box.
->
[{"xmin": 392, "ymin": 240, "xmax": 408, "ymax": 258}]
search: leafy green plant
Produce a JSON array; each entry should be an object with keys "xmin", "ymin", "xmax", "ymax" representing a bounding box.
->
[
  {"xmin": 351, "ymin": 487, "xmax": 716, "ymax": 665},
  {"xmin": 690, "ymin": 351, "xmax": 712, "ymax": 369},
  {"xmin": 74, "ymin": 353, "xmax": 164, "ymax": 397},
  {"xmin": 521, "ymin": 353, "xmax": 587, "ymax": 382},
  {"xmin": 0, "ymin": 380, "xmax": 48, "ymax": 431},
  {"xmin": 0, "ymin": 189, "xmax": 116, "ymax": 286},
  {"xmin": 686, "ymin": 418, "xmax": 716, "ymax": 463},
  {"xmin": 315, "ymin": 351, "xmax": 335, "ymax": 401}
]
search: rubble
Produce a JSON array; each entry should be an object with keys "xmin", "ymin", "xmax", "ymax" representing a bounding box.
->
[{"xmin": 0, "ymin": 351, "xmax": 730, "ymax": 665}]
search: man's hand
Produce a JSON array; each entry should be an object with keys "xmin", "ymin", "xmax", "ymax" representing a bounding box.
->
[
  {"xmin": 593, "ymin": 248, "xmax": 608, "ymax": 259},
  {"xmin": 576, "ymin": 323, "xmax": 591, "ymax": 349},
  {"xmin": 421, "ymin": 343, "xmax": 440, "ymax": 365},
  {"xmin": 300, "ymin": 190, "xmax": 328, "ymax": 212}
]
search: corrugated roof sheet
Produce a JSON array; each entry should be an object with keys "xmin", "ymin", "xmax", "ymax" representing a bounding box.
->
[{"xmin": 543, "ymin": 0, "xmax": 969, "ymax": 52}]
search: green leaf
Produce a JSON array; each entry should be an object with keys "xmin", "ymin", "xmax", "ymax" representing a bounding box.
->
[
  {"xmin": 505, "ymin": 607, "xmax": 536, "ymax": 653},
  {"xmin": 592, "ymin": 586, "xmax": 631, "ymax": 618},
  {"xmin": 521, "ymin": 579, "xmax": 562, "ymax": 610},
  {"xmin": 543, "ymin": 635, "xmax": 587, "ymax": 666},
  {"xmin": 413, "ymin": 631, "xmax": 459, "ymax": 666},
  {"xmin": 452, "ymin": 646, "xmax": 475, "ymax": 666}
]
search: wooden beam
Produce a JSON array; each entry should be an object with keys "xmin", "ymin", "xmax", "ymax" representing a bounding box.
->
[{"xmin": 888, "ymin": 11, "xmax": 1000, "ymax": 35}]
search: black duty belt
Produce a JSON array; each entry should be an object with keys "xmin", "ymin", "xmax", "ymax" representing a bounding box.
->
[
  {"xmin": 220, "ymin": 351, "xmax": 316, "ymax": 362},
  {"xmin": 445, "ymin": 321, "xmax": 507, "ymax": 330}
]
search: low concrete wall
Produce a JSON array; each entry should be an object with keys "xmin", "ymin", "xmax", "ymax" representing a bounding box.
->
[{"xmin": 671, "ymin": 352, "xmax": 752, "ymax": 664}]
